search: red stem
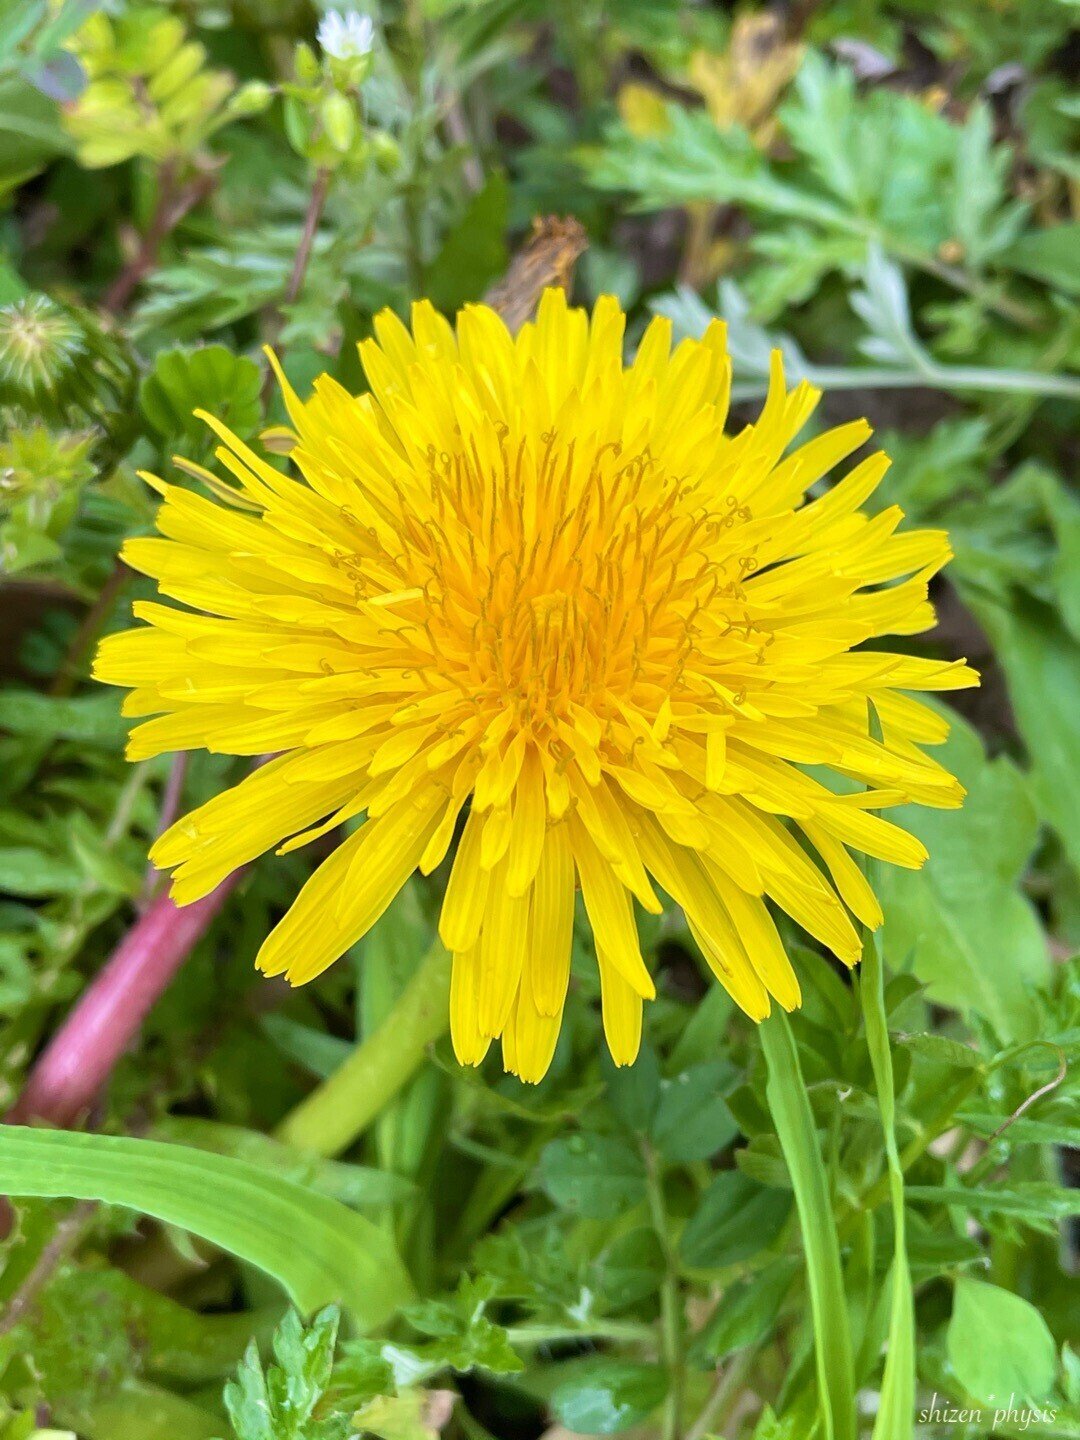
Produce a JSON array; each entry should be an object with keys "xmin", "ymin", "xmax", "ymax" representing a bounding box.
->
[{"xmin": 8, "ymin": 873, "xmax": 241, "ymax": 1129}]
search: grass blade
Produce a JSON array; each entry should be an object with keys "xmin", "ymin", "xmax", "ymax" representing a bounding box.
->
[
  {"xmin": 760, "ymin": 1010, "xmax": 855, "ymax": 1440},
  {"xmin": 0, "ymin": 1125, "xmax": 412, "ymax": 1327},
  {"xmin": 860, "ymin": 924, "xmax": 915, "ymax": 1440}
]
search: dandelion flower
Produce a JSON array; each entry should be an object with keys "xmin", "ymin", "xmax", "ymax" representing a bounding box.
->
[{"xmin": 95, "ymin": 290, "xmax": 976, "ymax": 1081}]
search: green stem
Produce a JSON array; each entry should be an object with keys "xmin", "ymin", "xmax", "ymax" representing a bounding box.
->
[
  {"xmin": 847, "ymin": 1069, "xmax": 983, "ymax": 1224},
  {"xmin": 730, "ymin": 360, "xmax": 1080, "ymax": 405},
  {"xmin": 275, "ymin": 943, "xmax": 451, "ymax": 1157},
  {"xmin": 859, "ymin": 923, "xmax": 914, "ymax": 1440},
  {"xmin": 644, "ymin": 1143, "xmax": 684, "ymax": 1440},
  {"xmin": 508, "ymin": 1321, "xmax": 655, "ymax": 1348},
  {"xmin": 759, "ymin": 1010, "xmax": 855, "ymax": 1440}
]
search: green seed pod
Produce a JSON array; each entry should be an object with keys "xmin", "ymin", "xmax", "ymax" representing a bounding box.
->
[
  {"xmin": 0, "ymin": 296, "xmax": 86, "ymax": 410},
  {"xmin": 322, "ymin": 90, "xmax": 356, "ymax": 153}
]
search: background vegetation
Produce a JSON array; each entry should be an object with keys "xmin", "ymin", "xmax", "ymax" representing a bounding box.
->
[{"xmin": 0, "ymin": 1, "xmax": 1077, "ymax": 1437}]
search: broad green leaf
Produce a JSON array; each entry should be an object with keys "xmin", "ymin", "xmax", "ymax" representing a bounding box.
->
[
  {"xmin": 0, "ymin": 690, "xmax": 124, "ymax": 744},
  {"xmin": 550, "ymin": 1359, "xmax": 667, "ymax": 1435},
  {"xmin": 152, "ymin": 1117, "xmax": 414, "ymax": 1210},
  {"xmin": 0, "ymin": 848, "xmax": 83, "ymax": 897},
  {"xmin": 650, "ymin": 1060, "xmax": 738, "ymax": 1162},
  {"xmin": 139, "ymin": 344, "xmax": 262, "ymax": 449},
  {"xmin": 426, "ymin": 171, "xmax": 509, "ymax": 315},
  {"xmin": 0, "ymin": 1126, "xmax": 411, "ymax": 1327},
  {"xmin": 897, "ymin": 1033, "xmax": 983, "ymax": 1071},
  {"xmin": 1003, "ymin": 221, "xmax": 1080, "ymax": 294},
  {"xmin": 907, "ymin": 1182, "xmax": 1080, "ymax": 1230},
  {"xmin": 875, "ymin": 707, "xmax": 1048, "ymax": 1040},
  {"xmin": 947, "ymin": 1278, "xmax": 1056, "ymax": 1404},
  {"xmin": 973, "ymin": 596, "xmax": 1080, "ymax": 879},
  {"xmin": 679, "ymin": 1170, "xmax": 791, "ymax": 1270},
  {"xmin": 0, "ymin": 75, "xmax": 71, "ymax": 192},
  {"xmin": 604, "ymin": 1040, "xmax": 661, "ymax": 1133},
  {"xmin": 959, "ymin": 1112, "xmax": 1080, "ymax": 1148},
  {"xmin": 595, "ymin": 1228, "xmax": 664, "ymax": 1308},
  {"xmin": 538, "ymin": 1133, "xmax": 646, "ymax": 1220},
  {"xmin": 694, "ymin": 1259, "xmax": 798, "ymax": 1362}
]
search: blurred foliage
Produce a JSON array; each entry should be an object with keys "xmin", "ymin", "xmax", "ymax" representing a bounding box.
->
[{"xmin": 0, "ymin": 0, "xmax": 1078, "ymax": 1438}]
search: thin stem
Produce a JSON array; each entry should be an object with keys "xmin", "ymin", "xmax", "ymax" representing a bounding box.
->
[
  {"xmin": 51, "ymin": 557, "xmax": 129, "ymax": 698},
  {"xmin": 285, "ymin": 167, "xmax": 331, "ymax": 309},
  {"xmin": 644, "ymin": 1142, "xmax": 684, "ymax": 1440},
  {"xmin": 847, "ymin": 1068, "xmax": 984, "ymax": 1225},
  {"xmin": 274, "ymin": 943, "xmax": 451, "ymax": 1157},
  {"xmin": 103, "ymin": 160, "xmax": 217, "ymax": 314},
  {"xmin": 0, "ymin": 1200, "xmax": 97, "ymax": 1335},
  {"xmin": 730, "ymin": 360, "xmax": 1080, "ymax": 406},
  {"xmin": 262, "ymin": 166, "xmax": 332, "ymax": 406},
  {"xmin": 508, "ymin": 1321, "xmax": 655, "ymax": 1348},
  {"xmin": 441, "ymin": 92, "xmax": 483, "ymax": 194},
  {"xmin": 685, "ymin": 1346, "xmax": 759, "ymax": 1440},
  {"xmin": 140, "ymin": 753, "xmax": 189, "ymax": 906},
  {"xmin": 8, "ymin": 873, "xmax": 242, "ymax": 1129}
]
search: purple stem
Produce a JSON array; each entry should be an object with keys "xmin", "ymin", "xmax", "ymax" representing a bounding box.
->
[{"xmin": 8, "ymin": 873, "xmax": 241, "ymax": 1128}]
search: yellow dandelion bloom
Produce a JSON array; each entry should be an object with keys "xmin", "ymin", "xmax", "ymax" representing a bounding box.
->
[{"xmin": 95, "ymin": 290, "xmax": 977, "ymax": 1082}]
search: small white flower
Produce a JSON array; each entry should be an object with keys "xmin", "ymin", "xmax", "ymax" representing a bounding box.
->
[{"xmin": 317, "ymin": 10, "xmax": 375, "ymax": 62}]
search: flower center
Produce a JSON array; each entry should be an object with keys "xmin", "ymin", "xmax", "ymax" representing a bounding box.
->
[{"xmin": 377, "ymin": 425, "xmax": 760, "ymax": 756}]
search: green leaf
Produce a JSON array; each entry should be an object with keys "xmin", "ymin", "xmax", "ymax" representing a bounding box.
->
[
  {"xmin": 1003, "ymin": 222, "xmax": 1080, "ymax": 294},
  {"xmin": 550, "ymin": 1359, "xmax": 668, "ymax": 1435},
  {"xmin": 694, "ymin": 1259, "xmax": 798, "ymax": 1362},
  {"xmin": 223, "ymin": 1307, "xmax": 344, "ymax": 1440},
  {"xmin": 594, "ymin": 1228, "xmax": 664, "ymax": 1308},
  {"xmin": 950, "ymin": 102, "xmax": 1027, "ymax": 269},
  {"xmin": 947, "ymin": 1278, "xmax": 1056, "ymax": 1404},
  {"xmin": 538, "ymin": 1133, "xmax": 646, "ymax": 1220},
  {"xmin": 650, "ymin": 1060, "xmax": 738, "ymax": 1163},
  {"xmin": 0, "ymin": 690, "xmax": 124, "ymax": 744},
  {"xmin": 426, "ymin": 172, "xmax": 509, "ymax": 314},
  {"xmin": 152, "ymin": 1117, "xmax": 414, "ymax": 1210},
  {"xmin": 759, "ymin": 1012, "xmax": 855, "ymax": 1440},
  {"xmin": 0, "ymin": 1127, "xmax": 411, "ymax": 1327},
  {"xmin": 972, "ymin": 596, "xmax": 1080, "ymax": 879},
  {"xmin": 0, "ymin": 75, "xmax": 71, "ymax": 192},
  {"xmin": 0, "ymin": 847, "xmax": 83, "ymax": 897},
  {"xmin": 139, "ymin": 344, "xmax": 262, "ymax": 449},
  {"xmin": 604, "ymin": 1040, "xmax": 661, "ymax": 1133},
  {"xmin": 959, "ymin": 1112, "xmax": 1080, "ymax": 1148},
  {"xmin": 907, "ymin": 1181, "xmax": 1080, "ymax": 1231},
  {"xmin": 679, "ymin": 1171, "xmax": 791, "ymax": 1270},
  {"xmin": 875, "ymin": 706, "xmax": 1049, "ymax": 1040},
  {"xmin": 403, "ymin": 1276, "xmax": 522, "ymax": 1376},
  {"xmin": 897, "ymin": 1033, "xmax": 983, "ymax": 1071}
]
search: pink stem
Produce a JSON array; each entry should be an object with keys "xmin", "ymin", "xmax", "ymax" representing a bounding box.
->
[{"xmin": 8, "ymin": 873, "xmax": 241, "ymax": 1128}]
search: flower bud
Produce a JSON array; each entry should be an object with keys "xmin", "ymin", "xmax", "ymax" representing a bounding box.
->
[{"xmin": 321, "ymin": 90, "xmax": 356, "ymax": 153}]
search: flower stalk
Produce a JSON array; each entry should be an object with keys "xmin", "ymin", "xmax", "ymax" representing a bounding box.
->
[
  {"xmin": 8, "ymin": 874, "xmax": 241, "ymax": 1128},
  {"xmin": 274, "ymin": 942, "xmax": 451, "ymax": 1157}
]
